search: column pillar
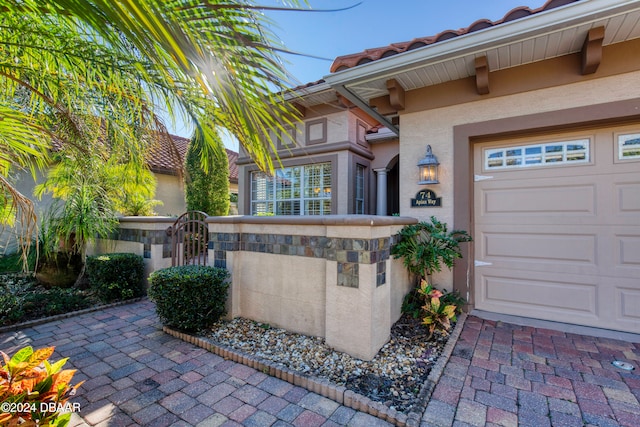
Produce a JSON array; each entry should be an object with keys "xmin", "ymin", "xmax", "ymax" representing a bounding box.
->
[{"xmin": 375, "ymin": 168, "xmax": 388, "ymax": 216}]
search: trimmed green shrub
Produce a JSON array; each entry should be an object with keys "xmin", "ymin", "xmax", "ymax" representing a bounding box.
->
[
  {"xmin": 185, "ymin": 130, "xmax": 230, "ymax": 216},
  {"xmin": 86, "ymin": 253, "xmax": 145, "ymax": 303},
  {"xmin": 148, "ymin": 265, "xmax": 230, "ymax": 332}
]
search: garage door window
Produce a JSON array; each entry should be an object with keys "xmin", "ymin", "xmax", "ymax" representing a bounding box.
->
[
  {"xmin": 485, "ymin": 139, "xmax": 589, "ymax": 170},
  {"xmin": 618, "ymin": 134, "xmax": 640, "ymax": 160}
]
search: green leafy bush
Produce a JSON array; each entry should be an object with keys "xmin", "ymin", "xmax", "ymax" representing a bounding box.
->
[
  {"xmin": 0, "ymin": 275, "xmax": 99, "ymax": 326},
  {"xmin": 86, "ymin": 253, "xmax": 145, "ymax": 303},
  {"xmin": 391, "ymin": 216, "xmax": 472, "ymax": 282},
  {"xmin": 0, "ymin": 288, "xmax": 23, "ymax": 324},
  {"xmin": 148, "ymin": 265, "xmax": 230, "ymax": 332},
  {"xmin": 0, "ymin": 248, "xmax": 37, "ymax": 273}
]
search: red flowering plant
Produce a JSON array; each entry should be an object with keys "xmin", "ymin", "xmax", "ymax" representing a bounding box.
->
[{"xmin": 0, "ymin": 346, "xmax": 83, "ymax": 426}]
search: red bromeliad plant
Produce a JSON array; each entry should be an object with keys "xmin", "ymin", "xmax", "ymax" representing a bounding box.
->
[{"xmin": 0, "ymin": 346, "xmax": 83, "ymax": 426}]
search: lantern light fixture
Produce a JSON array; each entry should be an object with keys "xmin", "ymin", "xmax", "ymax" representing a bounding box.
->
[{"xmin": 418, "ymin": 145, "xmax": 440, "ymax": 184}]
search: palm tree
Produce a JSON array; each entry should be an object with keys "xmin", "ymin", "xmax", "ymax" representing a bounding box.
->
[{"xmin": 0, "ymin": 0, "xmax": 304, "ymax": 266}]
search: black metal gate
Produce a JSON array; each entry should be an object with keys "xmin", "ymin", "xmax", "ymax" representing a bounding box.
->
[{"xmin": 171, "ymin": 211, "xmax": 208, "ymax": 266}]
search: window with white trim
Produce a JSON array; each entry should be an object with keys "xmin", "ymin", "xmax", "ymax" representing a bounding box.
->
[
  {"xmin": 251, "ymin": 163, "xmax": 332, "ymax": 215},
  {"xmin": 485, "ymin": 139, "xmax": 589, "ymax": 170},
  {"xmin": 618, "ymin": 134, "xmax": 640, "ymax": 160},
  {"xmin": 355, "ymin": 164, "xmax": 365, "ymax": 214}
]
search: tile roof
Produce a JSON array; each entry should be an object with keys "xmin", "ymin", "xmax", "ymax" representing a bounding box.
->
[
  {"xmin": 330, "ymin": 0, "xmax": 580, "ymax": 73},
  {"xmin": 51, "ymin": 132, "xmax": 238, "ymax": 183},
  {"xmin": 147, "ymin": 134, "xmax": 239, "ymax": 183}
]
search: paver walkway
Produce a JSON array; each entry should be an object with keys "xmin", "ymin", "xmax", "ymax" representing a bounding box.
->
[
  {"xmin": 0, "ymin": 300, "xmax": 390, "ymax": 427},
  {"xmin": 422, "ymin": 316, "xmax": 640, "ymax": 427},
  {"xmin": 1, "ymin": 300, "xmax": 639, "ymax": 427}
]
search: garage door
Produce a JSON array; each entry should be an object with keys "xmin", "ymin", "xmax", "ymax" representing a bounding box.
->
[{"xmin": 474, "ymin": 125, "xmax": 640, "ymax": 333}]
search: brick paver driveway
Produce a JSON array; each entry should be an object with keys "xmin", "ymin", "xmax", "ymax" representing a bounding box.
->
[
  {"xmin": 423, "ymin": 316, "xmax": 640, "ymax": 427},
  {"xmin": 1, "ymin": 299, "xmax": 639, "ymax": 426}
]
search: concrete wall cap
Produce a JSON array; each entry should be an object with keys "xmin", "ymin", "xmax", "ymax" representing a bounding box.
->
[
  {"xmin": 118, "ymin": 216, "xmax": 176, "ymax": 224},
  {"xmin": 203, "ymin": 214, "xmax": 418, "ymax": 226}
]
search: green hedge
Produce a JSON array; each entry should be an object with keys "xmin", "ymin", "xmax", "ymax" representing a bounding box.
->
[
  {"xmin": 148, "ymin": 265, "xmax": 230, "ymax": 332},
  {"xmin": 86, "ymin": 253, "xmax": 145, "ymax": 303}
]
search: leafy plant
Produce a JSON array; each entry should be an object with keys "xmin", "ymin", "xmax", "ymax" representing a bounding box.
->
[
  {"xmin": 0, "ymin": 248, "xmax": 36, "ymax": 274},
  {"xmin": 86, "ymin": 253, "xmax": 145, "ymax": 303},
  {"xmin": 148, "ymin": 265, "xmax": 230, "ymax": 332},
  {"xmin": 403, "ymin": 282, "xmax": 465, "ymax": 316},
  {"xmin": 0, "ymin": 275, "xmax": 99, "ymax": 326},
  {"xmin": 393, "ymin": 217, "xmax": 471, "ymax": 336},
  {"xmin": 0, "ymin": 346, "xmax": 84, "ymax": 426},
  {"xmin": 391, "ymin": 216, "xmax": 472, "ymax": 282},
  {"xmin": 415, "ymin": 280, "xmax": 458, "ymax": 337}
]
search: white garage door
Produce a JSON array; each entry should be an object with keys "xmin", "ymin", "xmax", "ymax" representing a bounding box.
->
[{"xmin": 474, "ymin": 125, "xmax": 640, "ymax": 333}]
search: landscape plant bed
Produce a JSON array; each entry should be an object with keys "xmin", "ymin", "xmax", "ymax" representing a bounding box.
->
[
  {"xmin": 163, "ymin": 313, "xmax": 466, "ymax": 427},
  {"xmin": 0, "ymin": 273, "xmax": 139, "ymax": 329}
]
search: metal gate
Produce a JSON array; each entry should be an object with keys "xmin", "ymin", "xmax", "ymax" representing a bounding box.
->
[{"xmin": 171, "ymin": 211, "xmax": 208, "ymax": 266}]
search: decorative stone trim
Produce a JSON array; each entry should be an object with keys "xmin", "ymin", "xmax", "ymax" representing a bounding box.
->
[
  {"xmin": 337, "ymin": 262, "xmax": 359, "ymax": 288},
  {"xmin": 209, "ymin": 233, "xmax": 394, "ymax": 265},
  {"xmin": 111, "ymin": 228, "xmax": 172, "ymax": 259},
  {"xmin": 209, "ymin": 233, "xmax": 396, "ymax": 289},
  {"xmin": 161, "ymin": 316, "xmax": 468, "ymax": 427},
  {"xmin": 376, "ymin": 261, "xmax": 387, "ymax": 287}
]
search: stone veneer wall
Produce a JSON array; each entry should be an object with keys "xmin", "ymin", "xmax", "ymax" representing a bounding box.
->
[
  {"xmin": 209, "ymin": 232, "xmax": 392, "ymax": 288},
  {"xmin": 92, "ymin": 215, "xmax": 417, "ymax": 360}
]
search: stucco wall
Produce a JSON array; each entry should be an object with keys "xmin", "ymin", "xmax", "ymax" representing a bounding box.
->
[
  {"xmin": 400, "ymin": 70, "xmax": 640, "ymax": 291},
  {"xmin": 154, "ymin": 173, "xmax": 186, "ymax": 216}
]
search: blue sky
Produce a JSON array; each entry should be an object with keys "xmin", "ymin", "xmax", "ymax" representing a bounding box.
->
[
  {"xmin": 170, "ymin": 0, "xmax": 546, "ymax": 146},
  {"xmin": 267, "ymin": 0, "xmax": 546, "ymax": 85}
]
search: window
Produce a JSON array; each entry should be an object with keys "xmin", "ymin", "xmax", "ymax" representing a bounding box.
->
[
  {"xmin": 485, "ymin": 139, "xmax": 589, "ymax": 170},
  {"xmin": 355, "ymin": 164, "xmax": 365, "ymax": 214},
  {"xmin": 251, "ymin": 163, "xmax": 332, "ymax": 215},
  {"xmin": 618, "ymin": 134, "xmax": 640, "ymax": 160}
]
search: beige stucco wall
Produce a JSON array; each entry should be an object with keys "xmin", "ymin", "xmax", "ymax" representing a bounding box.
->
[
  {"xmin": 370, "ymin": 139, "xmax": 399, "ymax": 170},
  {"xmin": 400, "ymin": 70, "xmax": 640, "ymax": 291},
  {"xmin": 323, "ymin": 111, "xmax": 349, "ymax": 145},
  {"xmin": 154, "ymin": 173, "xmax": 186, "ymax": 216},
  {"xmin": 235, "ymin": 252, "xmax": 327, "ymax": 337}
]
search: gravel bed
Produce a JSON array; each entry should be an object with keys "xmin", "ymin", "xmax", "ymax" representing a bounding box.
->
[{"xmin": 208, "ymin": 314, "xmax": 452, "ymax": 413}]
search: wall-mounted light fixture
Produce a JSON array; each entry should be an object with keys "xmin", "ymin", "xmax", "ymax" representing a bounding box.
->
[{"xmin": 418, "ymin": 145, "xmax": 439, "ymax": 184}]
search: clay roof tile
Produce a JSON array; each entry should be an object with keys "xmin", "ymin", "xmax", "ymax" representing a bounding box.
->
[{"xmin": 329, "ymin": 0, "xmax": 581, "ymax": 73}]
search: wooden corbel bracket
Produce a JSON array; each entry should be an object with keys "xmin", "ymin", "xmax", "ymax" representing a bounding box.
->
[
  {"xmin": 475, "ymin": 56, "xmax": 490, "ymax": 95},
  {"xmin": 582, "ymin": 26, "xmax": 605, "ymax": 75}
]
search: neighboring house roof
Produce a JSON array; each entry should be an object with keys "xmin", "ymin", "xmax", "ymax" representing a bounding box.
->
[
  {"xmin": 330, "ymin": 0, "xmax": 580, "ymax": 73},
  {"xmin": 49, "ymin": 131, "xmax": 238, "ymax": 183},
  {"xmin": 147, "ymin": 134, "xmax": 239, "ymax": 184}
]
